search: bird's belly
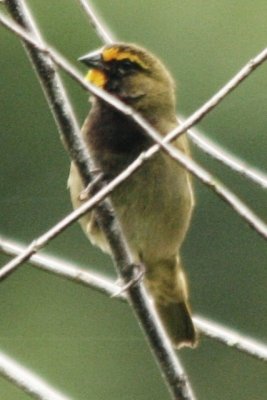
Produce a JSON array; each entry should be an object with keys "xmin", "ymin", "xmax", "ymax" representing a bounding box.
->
[{"xmin": 111, "ymin": 154, "xmax": 193, "ymax": 262}]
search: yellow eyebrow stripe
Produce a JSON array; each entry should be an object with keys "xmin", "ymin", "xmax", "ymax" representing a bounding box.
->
[{"xmin": 102, "ymin": 47, "xmax": 148, "ymax": 69}]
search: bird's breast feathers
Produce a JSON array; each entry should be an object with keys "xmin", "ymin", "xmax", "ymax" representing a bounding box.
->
[{"xmin": 110, "ymin": 151, "xmax": 194, "ymax": 261}]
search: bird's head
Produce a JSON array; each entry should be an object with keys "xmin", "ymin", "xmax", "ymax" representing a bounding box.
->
[{"xmin": 79, "ymin": 43, "xmax": 176, "ymax": 120}]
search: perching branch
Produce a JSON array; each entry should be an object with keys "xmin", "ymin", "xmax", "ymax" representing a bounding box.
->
[
  {"xmin": 0, "ymin": 11, "xmax": 266, "ymax": 242},
  {"xmin": 3, "ymin": 1, "xmax": 195, "ymax": 399},
  {"xmin": 0, "ymin": 351, "xmax": 73, "ymax": 400},
  {"xmin": 1, "ymin": 235, "xmax": 267, "ymax": 363}
]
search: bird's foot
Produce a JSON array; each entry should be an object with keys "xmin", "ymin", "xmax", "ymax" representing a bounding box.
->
[
  {"xmin": 79, "ymin": 169, "xmax": 107, "ymax": 201},
  {"xmin": 112, "ymin": 263, "xmax": 145, "ymax": 297}
]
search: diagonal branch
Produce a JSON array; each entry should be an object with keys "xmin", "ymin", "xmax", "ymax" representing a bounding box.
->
[
  {"xmin": 1, "ymin": 235, "xmax": 267, "ymax": 363},
  {"xmin": 0, "ymin": 351, "xmax": 73, "ymax": 400},
  {"xmin": 186, "ymin": 124, "xmax": 267, "ymax": 189},
  {"xmin": 194, "ymin": 316, "xmax": 267, "ymax": 362},
  {"xmin": 76, "ymin": 0, "xmax": 114, "ymax": 43},
  {"xmin": 0, "ymin": 235, "xmax": 122, "ymax": 299},
  {"xmin": 0, "ymin": 12, "xmax": 266, "ymax": 245}
]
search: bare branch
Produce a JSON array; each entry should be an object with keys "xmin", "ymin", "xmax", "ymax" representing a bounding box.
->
[
  {"xmin": 0, "ymin": 236, "xmax": 122, "ymax": 298},
  {"xmin": 0, "ymin": 12, "xmax": 266, "ymax": 242},
  {"xmin": 0, "ymin": 351, "xmax": 73, "ymax": 400},
  {"xmin": 194, "ymin": 316, "xmax": 267, "ymax": 362},
  {"xmin": 185, "ymin": 123, "xmax": 267, "ymax": 189},
  {"xmin": 76, "ymin": 0, "xmax": 114, "ymax": 44},
  {"xmin": 1, "ymin": 235, "xmax": 267, "ymax": 363}
]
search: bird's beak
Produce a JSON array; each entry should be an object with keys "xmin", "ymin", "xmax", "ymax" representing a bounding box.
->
[
  {"xmin": 79, "ymin": 49, "xmax": 108, "ymax": 87},
  {"xmin": 78, "ymin": 49, "xmax": 104, "ymax": 70}
]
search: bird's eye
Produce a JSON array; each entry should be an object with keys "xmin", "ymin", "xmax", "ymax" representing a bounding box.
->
[
  {"xmin": 120, "ymin": 59, "xmax": 134, "ymax": 69},
  {"xmin": 117, "ymin": 59, "xmax": 137, "ymax": 74}
]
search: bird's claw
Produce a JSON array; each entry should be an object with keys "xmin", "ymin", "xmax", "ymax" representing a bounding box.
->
[
  {"xmin": 111, "ymin": 263, "xmax": 145, "ymax": 297},
  {"xmin": 78, "ymin": 169, "xmax": 105, "ymax": 201}
]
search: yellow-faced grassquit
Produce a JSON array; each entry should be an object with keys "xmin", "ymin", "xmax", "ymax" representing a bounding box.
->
[{"xmin": 68, "ymin": 43, "xmax": 197, "ymax": 348}]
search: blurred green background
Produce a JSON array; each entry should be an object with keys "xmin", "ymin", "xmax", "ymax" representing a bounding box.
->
[{"xmin": 0, "ymin": 0, "xmax": 266, "ymax": 399}]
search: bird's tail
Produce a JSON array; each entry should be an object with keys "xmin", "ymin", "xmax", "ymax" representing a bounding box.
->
[{"xmin": 145, "ymin": 257, "xmax": 197, "ymax": 348}]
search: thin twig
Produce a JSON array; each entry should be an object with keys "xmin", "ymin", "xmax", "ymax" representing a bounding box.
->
[
  {"xmin": 0, "ymin": 351, "xmax": 73, "ymax": 400},
  {"xmin": 0, "ymin": 13, "xmax": 266, "ymax": 242},
  {"xmin": 185, "ymin": 124, "xmax": 267, "ymax": 189},
  {"xmin": 1, "ymin": 235, "xmax": 267, "ymax": 363},
  {"xmin": 3, "ymin": 2, "xmax": 195, "ymax": 399},
  {"xmin": 0, "ymin": 236, "xmax": 122, "ymax": 300},
  {"xmin": 194, "ymin": 316, "xmax": 267, "ymax": 362},
  {"xmin": 0, "ymin": 235, "xmax": 121, "ymax": 298},
  {"xmin": 76, "ymin": 0, "xmax": 114, "ymax": 44}
]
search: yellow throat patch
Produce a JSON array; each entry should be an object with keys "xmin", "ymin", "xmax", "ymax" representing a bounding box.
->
[{"xmin": 85, "ymin": 69, "xmax": 107, "ymax": 88}]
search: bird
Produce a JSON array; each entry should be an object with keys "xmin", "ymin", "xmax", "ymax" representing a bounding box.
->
[{"xmin": 68, "ymin": 42, "xmax": 197, "ymax": 348}]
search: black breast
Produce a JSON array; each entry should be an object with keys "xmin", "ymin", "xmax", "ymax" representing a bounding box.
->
[{"xmin": 84, "ymin": 100, "xmax": 152, "ymax": 159}]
